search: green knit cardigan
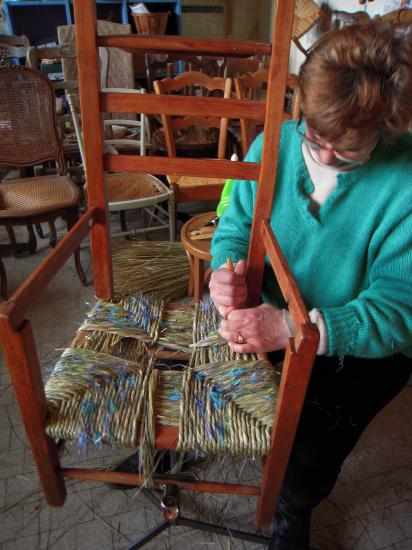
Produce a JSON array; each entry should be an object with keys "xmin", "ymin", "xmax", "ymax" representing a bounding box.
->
[{"xmin": 211, "ymin": 121, "xmax": 412, "ymax": 358}]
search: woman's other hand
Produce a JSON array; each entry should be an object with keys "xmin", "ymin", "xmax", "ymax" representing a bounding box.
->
[
  {"xmin": 219, "ymin": 303, "xmax": 289, "ymax": 353},
  {"xmin": 209, "ymin": 259, "xmax": 247, "ymax": 318}
]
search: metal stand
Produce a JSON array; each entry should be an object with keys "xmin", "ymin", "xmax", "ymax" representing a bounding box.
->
[{"xmin": 125, "ymin": 484, "xmax": 271, "ymax": 549}]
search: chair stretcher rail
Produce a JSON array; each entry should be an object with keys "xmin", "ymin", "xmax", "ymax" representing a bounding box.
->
[{"xmin": 62, "ymin": 468, "xmax": 261, "ymax": 496}]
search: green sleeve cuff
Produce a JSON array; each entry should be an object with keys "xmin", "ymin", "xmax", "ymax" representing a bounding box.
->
[{"xmin": 321, "ymin": 306, "xmax": 360, "ymax": 357}]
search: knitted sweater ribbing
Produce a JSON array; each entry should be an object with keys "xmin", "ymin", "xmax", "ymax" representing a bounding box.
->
[{"xmin": 211, "ymin": 121, "xmax": 412, "ymax": 358}]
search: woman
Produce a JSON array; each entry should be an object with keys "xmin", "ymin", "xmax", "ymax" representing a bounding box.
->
[{"xmin": 209, "ymin": 21, "xmax": 412, "ymax": 550}]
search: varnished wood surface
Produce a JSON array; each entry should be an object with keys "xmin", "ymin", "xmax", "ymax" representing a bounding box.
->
[
  {"xmin": 246, "ymin": 0, "xmax": 300, "ymax": 529},
  {"xmin": 104, "ymin": 156, "xmax": 260, "ymax": 181},
  {"xmin": 100, "ymin": 92, "xmax": 266, "ymax": 121},
  {"xmin": 261, "ymin": 220, "xmax": 312, "ymax": 347},
  {"xmin": 256, "ymin": 328, "xmax": 318, "ymax": 527},
  {"xmin": 247, "ymin": 0, "xmax": 296, "ymax": 309},
  {"xmin": 0, "ymin": 320, "xmax": 66, "ymax": 506},
  {"xmin": 74, "ymin": 0, "xmax": 113, "ymax": 300},
  {"xmin": 181, "ymin": 212, "xmax": 214, "ymax": 262},
  {"xmin": 256, "ymin": 222, "xmax": 319, "ymax": 526},
  {"xmin": 98, "ymin": 34, "xmax": 271, "ymax": 58}
]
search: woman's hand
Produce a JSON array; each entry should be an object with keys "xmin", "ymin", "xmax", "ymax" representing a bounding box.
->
[
  {"xmin": 219, "ymin": 303, "xmax": 289, "ymax": 353},
  {"xmin": 209, "ymin": 259, "xmax": 247, "ymax": 318}
]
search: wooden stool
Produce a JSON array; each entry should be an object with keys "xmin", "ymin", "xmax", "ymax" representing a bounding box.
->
[{"xmin": 180, "ymin": 211, "xmax": 215, "ymax": 302}]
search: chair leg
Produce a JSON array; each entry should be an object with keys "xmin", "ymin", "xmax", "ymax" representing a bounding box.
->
[
  {"xmin": 6, "ymin": 226, "xmax": 19, "ymax": 256},
  {"xmin": 27, "ymin": 224, "xmax": 37, "ymax": 254},
  {"xmin": 48, "ymin": 221, "xmax": 57, "ymax": 248},
  {"xmin": 35, "ymin": 223, "xmax": 45, "ymax": 239},
  {"xmin": 66, "ymin": 211, "xmax": 88, "ymax": 286},
  {"xmin": 5, "ymin": 226, "xmax": 37, "ymax": 255},
  {"xmin": 168, "ymin": 194, "xmax": 176, "ymax": 241},
  {"xmin": 0, "ymin": 319, "xmax": 67, "ymax": 507},
  {"xmin": 120, "ymin": 211, "xmax": 127, "ymax": 232},
  {"xmin": 193, "ymin": 256, "xmax": 204, "ymax": 302},
  {"xmin": 0, "ymin": 256, "xmax": 7, "ymax": 300},
  {"xmin": 185, "ymin": 251, "xmax": 194, "ymax": 297}
]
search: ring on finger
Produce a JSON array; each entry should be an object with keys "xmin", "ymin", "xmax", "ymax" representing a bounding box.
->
[{"xmin": 237, "ymin": 332, "xmax": 245, "ymax": 344}]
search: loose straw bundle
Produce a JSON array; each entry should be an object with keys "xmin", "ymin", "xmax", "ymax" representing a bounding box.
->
[{"xmin": 113, "ymin": 241, "xmax": 190, "ymax": 301}]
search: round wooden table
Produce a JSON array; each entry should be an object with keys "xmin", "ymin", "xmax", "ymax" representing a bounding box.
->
[{"xmin": 180, "ymin": 211, "xmax": 215, "ymax": 302}]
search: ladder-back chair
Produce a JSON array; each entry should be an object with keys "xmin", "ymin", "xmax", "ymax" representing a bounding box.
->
[
  {"xmin": 0, "ymin": 0, "xmax": 319, "ymax": 540},
  {"xmin": 153, "ymin": 71, "xmax": 232, "ymax": 210},
  {"xmin": 235, "ymin": 69, "xmax": 302, "ymax": 157}
]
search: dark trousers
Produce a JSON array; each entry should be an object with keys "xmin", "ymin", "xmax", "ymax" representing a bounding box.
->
[{"xmin": 267, "ymin": 353, "xmax": 412, "ymax": 550}]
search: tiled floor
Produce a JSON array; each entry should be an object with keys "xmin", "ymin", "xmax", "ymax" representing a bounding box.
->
[{"xmin": 0, "ymin": 218, "xmax": 411, "ymax": 550}]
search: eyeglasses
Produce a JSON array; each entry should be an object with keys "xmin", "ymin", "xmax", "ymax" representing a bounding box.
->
[{"xmin": 296, "ymin": 114, "xmax": 375, "ymax": 166}]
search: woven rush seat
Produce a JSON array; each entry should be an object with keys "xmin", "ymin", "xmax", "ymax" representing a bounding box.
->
[
  {"xmin": 168, "ymin": 175, "xmax": 226, "ymax": 188},
  {"xmin": 105, "ymin": 172, "xmax": 170, "ymax": 205},
  {"xmin": 45, "ymin": 291, "xmax": 280, "ymax": 481},
  {"xmin": 0, "ymin": 175, "xmax": 79, "ymax": 218}
]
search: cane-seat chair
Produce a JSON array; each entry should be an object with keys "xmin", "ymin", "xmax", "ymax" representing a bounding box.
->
[
  {"xmin": 153, "ymin": 71, "xmax": 232, "ymax": 211},
  {"xmin": 0, "ymin": 0, "xmax": 319, "ymax": 544},
  {"xmin": 0, "ymin": 65, "xmax": 87, "ymax": 296}
]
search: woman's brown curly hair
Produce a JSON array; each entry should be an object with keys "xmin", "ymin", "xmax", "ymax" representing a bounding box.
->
[{"xmin": 299, "ymin": 21, "xmax": 412, "ymax": 147}]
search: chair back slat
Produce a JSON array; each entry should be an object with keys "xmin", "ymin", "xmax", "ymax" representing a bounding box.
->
[
  {"xmin": 104, "ymin": 155, "xmax": 260, "ymax": 181},
  {"xmin": 98, "ymin": 34, "xmax": 272, "ymax": 57}
]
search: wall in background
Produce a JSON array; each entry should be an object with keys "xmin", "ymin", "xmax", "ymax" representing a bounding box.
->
[{"xmin": 181, "ymin": 0, "xmax": 272, "ymax": 41}]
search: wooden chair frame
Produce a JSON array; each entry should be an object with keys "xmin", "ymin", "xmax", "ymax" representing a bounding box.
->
[{"xmin": 0, "ymin": 0, "xmax": 319, "ymax": 530}]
